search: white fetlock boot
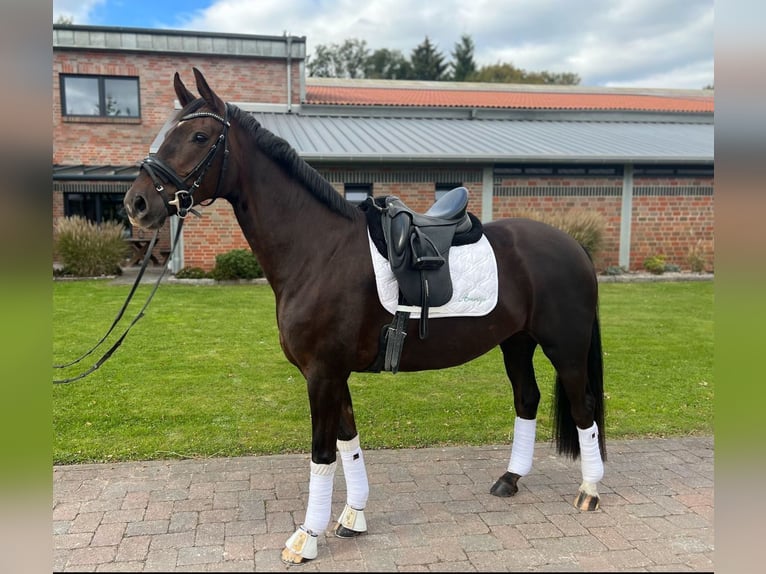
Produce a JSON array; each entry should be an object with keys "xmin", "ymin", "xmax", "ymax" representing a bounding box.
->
[
  {"xmin": 282, "ymin": 525, "xmax": 318, "ymax": 563},
  {"xmin": 335, "ymin": 503, "xmax": 367, "ymax": 538}
]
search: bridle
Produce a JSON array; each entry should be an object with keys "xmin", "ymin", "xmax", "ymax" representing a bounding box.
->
[
  {"xmin": 139, "ymin": 103, "xmax": 231, "ymax": 219},
  {"xmin": 52, "ymin": 102, "xmax": 232, "ymax": 384}
]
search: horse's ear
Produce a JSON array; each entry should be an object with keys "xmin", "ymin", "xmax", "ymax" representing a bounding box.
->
[
  {"xmin": 192, "ymin": 67, "xmax": 225, "ymax": 114},
  {"xmin": 174, "ymin": 72, "xmax": 197, "ymax": 107}
]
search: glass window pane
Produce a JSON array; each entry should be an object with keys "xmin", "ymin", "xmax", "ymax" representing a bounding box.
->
[
  {"xmin": 345, "ymin": 191, "xmax": 369, "ymax": 205},
  {"xmin": 63, "ymin": 76, "xmax": 100, "ymax": 115},
  {"xmin": 104, "ymin": 78, "xmax": 139, "ymax": 117},
  {"xmin": 345, "ymin": 184, "xmax": 372, "ymax": 205}
]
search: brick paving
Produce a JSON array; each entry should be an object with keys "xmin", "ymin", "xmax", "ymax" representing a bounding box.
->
[{"xmin": 53, "ymin": 436, "xmax": 713, "ymax": 572}]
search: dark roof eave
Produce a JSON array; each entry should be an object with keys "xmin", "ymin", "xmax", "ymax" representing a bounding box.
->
[
  {"xmin": 53, "ymin": 174, "xmax": 138, "ymax": 181},
  {"xmin": 300, "ymin": 154, "xmax": 714, "ymax": 164}
]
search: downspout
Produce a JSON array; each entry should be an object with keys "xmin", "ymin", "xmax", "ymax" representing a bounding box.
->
[{"xmin": 286, "ymin": 35, "xmax": 293, "ymax": 113}]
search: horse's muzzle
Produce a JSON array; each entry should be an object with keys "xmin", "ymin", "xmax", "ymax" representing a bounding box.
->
[{"xmin": 124, "ymin": 187, "xmax": 167, "ymax": 230}]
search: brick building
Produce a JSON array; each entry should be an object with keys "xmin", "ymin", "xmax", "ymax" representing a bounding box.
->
[{"xmin": 53, "ymin": 24, "xmax": 714, "ymax": 273}]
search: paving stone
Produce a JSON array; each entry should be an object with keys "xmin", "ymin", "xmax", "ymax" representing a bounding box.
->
[{"xmin": 52, "ymin": 436, "xmax": 714, "ymax": 572}]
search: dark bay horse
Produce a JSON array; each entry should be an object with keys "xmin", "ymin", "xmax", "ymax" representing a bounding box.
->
[{"xmin": 124, "ymin": 68, "xmax": 606, "ymax": 564}]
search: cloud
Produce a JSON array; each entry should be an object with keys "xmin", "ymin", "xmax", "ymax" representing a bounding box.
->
[
  {"xmin": 53, "ymin": 0, "xmax": 106, "ymax": 23},
  {"xmin": 53, "ymin": 0, "xmax": 714, "ymax": 89}
]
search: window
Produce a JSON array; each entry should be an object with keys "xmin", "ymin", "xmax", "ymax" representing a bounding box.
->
[
  {"xmin": 435, "ymin": 183, "xmax": 462, "ymax": 202},
  {"xmin": 344, "ymin": 183, "xmax": 372, "ymax": 205},
  {"xmin": 61, "ymin": 75, "xmax": 140, "ymax": 117},
  {"xmin": 634, "ymin": 165, "xmax": 714, "ymax": 177},
  {"xmin": 64, "ymin": 192, "xmax": 131, "ymax": 233},
  {"xmin": 495, "ymin": 164, "xmax": 624, "ymax": 177}
]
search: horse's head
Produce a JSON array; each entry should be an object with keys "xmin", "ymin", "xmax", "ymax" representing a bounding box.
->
[{"xmin": 124, "ymin": 68, "xmax": 231, "ymax": 230}]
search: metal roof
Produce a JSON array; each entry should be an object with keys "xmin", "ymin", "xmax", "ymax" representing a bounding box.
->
[
  {"xmin": 252, "ymin": 113, "xmax": 714, "ymax": 164},
  {"xmin": 53, "ymin": 164, "xmax": 139, "ymax": 180}
]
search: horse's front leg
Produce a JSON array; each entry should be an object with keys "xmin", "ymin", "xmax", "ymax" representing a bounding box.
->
[{"xmin": 281, "ymin": 372, "xmax": 346, "ymax": 565}]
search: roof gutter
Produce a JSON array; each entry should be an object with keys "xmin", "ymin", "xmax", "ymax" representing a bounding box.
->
[{"xmin": 298, "ymin": 154, "xmax": 715, "ymax": 165}]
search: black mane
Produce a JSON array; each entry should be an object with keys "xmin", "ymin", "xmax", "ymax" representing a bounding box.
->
[{"xmin": 226, "ymin": 104, "xmax": 359, "ymax": 221}]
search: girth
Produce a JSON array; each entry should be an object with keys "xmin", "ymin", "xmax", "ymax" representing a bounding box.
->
[{"xmin": 361, "ymin": 187, "xmax": 483, "ymax": 373}]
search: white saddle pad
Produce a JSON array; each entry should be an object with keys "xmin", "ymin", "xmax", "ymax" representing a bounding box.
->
[{"xmin": 368, "ymin": 230, "xmax": 498, "ymax": 318}]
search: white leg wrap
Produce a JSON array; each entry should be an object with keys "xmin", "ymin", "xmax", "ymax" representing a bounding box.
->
[
  {"xmin": 577, "ymin": 422, "xmax": 604, "ymax": 484},
  {"xmin": 285, "ymin": 526, "xmax": 318, "ymax": 560},
  {"xmin": 302, "ymin": 461, "xmax": 336, "ymax": 535},
  {"xmin": 508, "ymin": 417, "xmax": 537, "ymax": 476},
  {"xmin": 337, "ymin": 436, "xmax": 369, "ymax": 510}
]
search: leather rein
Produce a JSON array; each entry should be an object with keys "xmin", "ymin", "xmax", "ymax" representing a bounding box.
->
[{"xmin": 53, "ymin": 104, "xmax": 231, "ymax": 384}]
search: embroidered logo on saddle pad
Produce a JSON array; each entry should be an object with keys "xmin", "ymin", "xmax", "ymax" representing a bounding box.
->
[{"xmin": 368, "ymin": 230, "xmax": 498, "ymax": 318}]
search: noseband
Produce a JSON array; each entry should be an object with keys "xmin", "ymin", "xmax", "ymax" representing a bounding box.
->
[{"xmin": 139, "ymin": 103, "xmax": 231, "ymax": 218}]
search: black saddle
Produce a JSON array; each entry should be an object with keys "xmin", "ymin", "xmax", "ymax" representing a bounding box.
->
[{"xmin": 360, "ymin": 187, "xmax": 483, "ymax": 373}]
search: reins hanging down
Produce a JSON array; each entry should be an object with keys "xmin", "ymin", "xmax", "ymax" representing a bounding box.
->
[
  {"xmin": 52, "ymin": 221, "xmax": 184, "ymax": 385},
  {"xmin": 53, "ymin": 103, "xmax": 231, "ymax": 385},
  {"xmin": 53, "ymin": 229, "xmax": 159, "ymax": 370}
]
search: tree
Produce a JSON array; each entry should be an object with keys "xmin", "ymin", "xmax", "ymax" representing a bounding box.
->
[
  {"xmin": 308, "ymin": 39, "xmax": 370, "ymax": 78},
  {"xmin": 470, "ymin": 62, "xmax": 580, "ymax": 85},
  {"xmin": 337, "ymin": 39, "xmax": 370, "ymax": 79},
  {"xmin": 307, "ymin": 35, "xmax": 581, "ymax": 85},
  {"xmin": 470, "ymin": 62, "xmax": 526, "ymax": 83},
  {"xmin": 55, "ymin": 15, "xmax": 74, "ymax": 24},
  {"xmin": 308, "ymin": 44, "xmax": 341, "ymax": 78},
  {"xmin": 450, "ymin": 34, "xmax": 477, "ymax": 81},
  {"xmin": 410, "ymin": 36, "xmax": 448, "ymax": 81},
  {"xmin": 366, "ymin": 48, "xmax": 413, "ymax": 80}
]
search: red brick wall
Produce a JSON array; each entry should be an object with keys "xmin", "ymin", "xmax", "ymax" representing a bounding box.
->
[
  {"xmin": 493, "ymin": 176, "xmax": 622, "ymax": 271},
  {"xmin": 492, "ymin": 175, "xmax": 713, "ymax": 272},
  {"xmin": 177, "ymin": 202, "xmax": 249, "ymax": 269},
  {"xmin": 631, "ymin": 177, "xmax": 714, "ymax": 272}
]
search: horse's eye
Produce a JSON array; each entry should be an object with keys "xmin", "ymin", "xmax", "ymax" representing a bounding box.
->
[{"xmin": 194, "ymin": 132, "xmax": 209, "ymax": 144}]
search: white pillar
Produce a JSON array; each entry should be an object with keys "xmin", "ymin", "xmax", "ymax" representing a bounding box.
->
[{"xmin": 619, "ymin": 164, "xmax": 633, "ymax": 269}]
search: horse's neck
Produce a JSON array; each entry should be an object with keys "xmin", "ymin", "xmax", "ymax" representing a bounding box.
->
[{"xmin": 230, "ymin": 150, "xmax": 361, "ymax": 291}]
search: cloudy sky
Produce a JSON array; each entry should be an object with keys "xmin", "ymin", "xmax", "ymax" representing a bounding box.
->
[{"xmin": 53, "ymin": 0, "xmax": 713, "ymax": 89}]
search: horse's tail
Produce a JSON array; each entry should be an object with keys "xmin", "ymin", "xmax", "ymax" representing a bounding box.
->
[{"xmin": 552, "ymin": 310, "xmax": 607, "ymax": 461}]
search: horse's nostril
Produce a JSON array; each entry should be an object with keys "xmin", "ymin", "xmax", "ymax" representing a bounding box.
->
[{"xmin": 133, "ymin": 195, "xmax": 147, "ymax": 214}]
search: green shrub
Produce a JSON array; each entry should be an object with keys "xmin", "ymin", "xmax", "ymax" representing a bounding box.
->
[
  {"xmin": 513, "ymin": 209, "xmax": 605, "ymax": 256},
  {"xmin": 54, "ymin": 216, "xmax": 128, "ymax": 277},
  {"xmin": 664, "ymin": 263, "xmax": 681, "ymax": 273},
  {"xmin": 175, "ymin": 266, "xmax": 210, "ymax": 279},
  {"xmin": 643, "ymin": 254, "xmax": 666, "ymax": 275},
  {"xmin": 604, "ymin": 265, "xmax": 626, "ymax": 276},
  {"xmin": 210, "ymin": 249, "xmax": 263, "ymax": 280}
]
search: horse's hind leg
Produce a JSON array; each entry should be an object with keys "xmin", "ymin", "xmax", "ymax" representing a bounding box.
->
[
  {"xmin": 545, "ymin": 338, "xmax": 605, "ymax": 511},
  {"xmin": 491, "ymin": 333, "xmax": 541, "ymax": 498},
  {"xmin": 334, "ymin": 383, "xmax": 369, "ymax": 538}
]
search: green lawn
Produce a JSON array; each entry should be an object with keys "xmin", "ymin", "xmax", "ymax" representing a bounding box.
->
[{"xmin": 52, "ymin": 280, "xmax": 713, "ymax": 464}]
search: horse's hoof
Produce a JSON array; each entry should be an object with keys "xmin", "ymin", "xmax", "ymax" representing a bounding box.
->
[
  {"xmin": 282, "ymin": 526, "xmax": 318, "ymax": 564},
  {"xmin": 281, "ymin": 547, "xmax": 309, "ymax": 565},
  {"xmin": 574, "ymin": 490, "xmax": 600, "ymax": 511},
  {"xmin": 490, "ymin": 471, "xmax": 520, "ymax": 497},
  {"xmin": 335, "ymin": 523, "xmax": 364, "ymax": 538}
]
